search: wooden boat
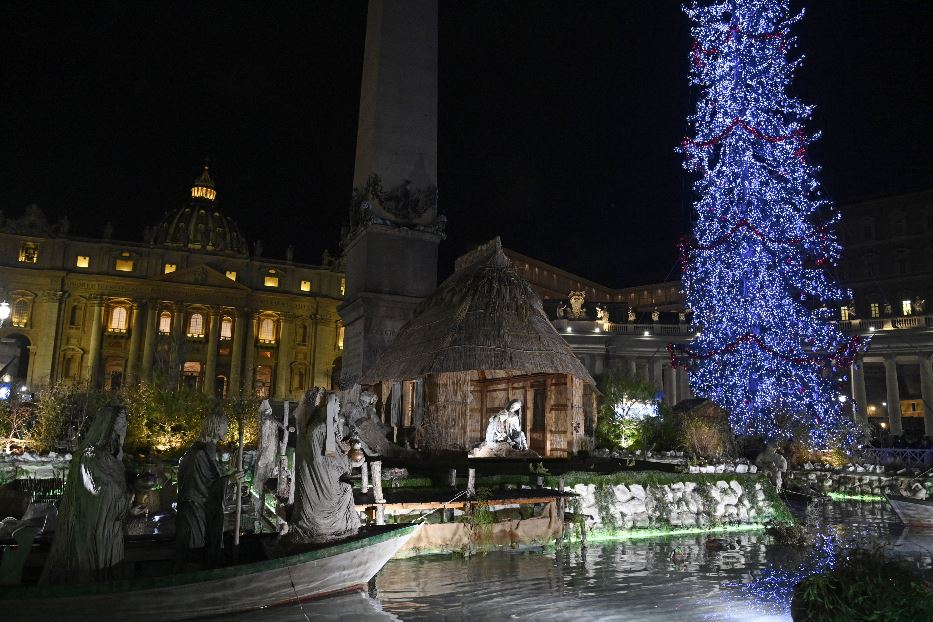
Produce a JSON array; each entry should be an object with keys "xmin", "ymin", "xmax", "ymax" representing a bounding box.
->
[
  {"xmin": 885, "ymin": 494, "xmax": 933, "ymax": 528},
  {"xmin": 0, "ymin": 523, "xmax": 419, "ymax": 621}
]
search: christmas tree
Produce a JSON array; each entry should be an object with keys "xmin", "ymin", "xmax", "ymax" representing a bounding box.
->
[{"xmin": 669, "ymin": 0, "xmax": 865, "ymax": 447}]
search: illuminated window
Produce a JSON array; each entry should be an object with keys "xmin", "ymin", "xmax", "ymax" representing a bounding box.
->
[
  {"xmin": 108, "ymin": 306, "xmax": 128, "ymax": 332},
  {"xmin": 191, "ymin": 186, "xmax": 216, "ymax": 201},
  {"xmin": 300, "ymin": 280, "xmax": 311, "ymax": 292},
  {"xmin": 188, "ymin": 313, "xmax": 205, "ymax": 337},
  {"xmin": 839, "ymin": 306, "xmax": 850, "ymax": 321},
  {"xmin": 902, "ymin": 300, "xmax": 912, "ymax": 316},
  {"xmin": 220, "ymin": 316, "xmax": 233, "ymax": 340},
  {"xmin": 11, "ymin": 299, "xmax": 30, "ymax": 327},
  {"xmin": 870, "ymin": 303, "xmax": 880, "ymax": 318},
  {"xmin": 340, "ymin": 277, "xmax": 346, "ymax": 296},
  {"xmin": 255, "ymin": 365, "xmax": 272, "ymax": 398},
  {"xmin": 158, "ymin": 311, "xmax": 172, "ymax": 334},
  {"xmin": 115, "ymin": 259, "xmax": 134, "ymax": 272},
  {"xmin": 337, "ymin": 325, "xmax": 345, "ymax": 350},
  {"xmin": 264, "ymin": 275, "xmax": 279, "ymax": 288},
  {"xmin": 258, "ymin": 317, "xmax": 276, "ymax": 343},
  {"xmin": 225, "ymin": 271, "xmax": 237, "ymax": 281},
  {"xmin": 76, "ymin": 255, "xmax": 90, "ymax": 268},
  {"xmin": 18, "ymin": 242, "xmax": 38, "ymax": 263},
  {"xmin": 164, "ymin": 263, "xmax": 177, "ymax": 274}
]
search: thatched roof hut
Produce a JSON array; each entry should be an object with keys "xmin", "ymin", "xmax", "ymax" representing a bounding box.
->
[{"xmin": 362, "ymin": 238, "xmax": 597, "ymax": 457}]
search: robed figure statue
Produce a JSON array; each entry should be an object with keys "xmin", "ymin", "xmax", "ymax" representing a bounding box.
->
[
  {"xmin": 41, "ymin": 405, "xmax": 130, "ymax": 584},
  {"xmin": 175, "ymin": 407, "xmax": 234, "ymax": 565},
  {"xmin": 285, "ymin": 388, "xmax": 362, "ymax": 545}
]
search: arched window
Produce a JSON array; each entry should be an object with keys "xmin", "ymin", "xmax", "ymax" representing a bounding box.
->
[
  {"xmin": 69, "ymin": 304, "xmax": 83, "ymax": 327},
  {"xmin": 296, "ymin": 323, "xmax": 307, "ymax": 344},
  {"xmin": 108, "ymin": 306, "xmax": 128, "ymax": 332},
  {"xmin": 188, "ymin": 313, "xmax": 205, "ymax": 337},
  {"xmin": 159, "ymin": 311, "xmax": 172, "ymax": 334},
  {"xmin": 11, "ymin": 299, "xmax": 30, "ymax": 327},
  {"xmin": 258, "ymin": 317, "xmax": 276, "ymax": 343},
  {"xmin": 220, "ymin": 316, "xmax": 233, "ymax": 340}
]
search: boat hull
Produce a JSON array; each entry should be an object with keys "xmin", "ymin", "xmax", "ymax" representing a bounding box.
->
[
  {"xmin": 1, "ymin": 524, "xmax": 418, "ymax": 621},
  {"xmin": 885, "ymin": 494, "xmax": 933, "ymax": 528}
]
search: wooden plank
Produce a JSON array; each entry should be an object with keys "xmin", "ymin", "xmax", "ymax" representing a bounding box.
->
[{"xmin": 355, "ymin": 496, "xmax": 564, "ymax": 512}]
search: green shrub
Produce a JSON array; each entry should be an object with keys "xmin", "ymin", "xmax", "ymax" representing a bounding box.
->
[
  {"xmin": 0, "ymin": 395, "xmax": 36, "ymax": 452},
  {"xmin": 791, "ymin": 548, "xmax": 933, "ymax": 621},
  {"xmin": 32, "ymin": 382, "xmax": 106, "ymax": 453},
  {"xmin": 679, "ymin": 416, "xmax": 728, "ymax": 460},
  {"xmin": 595, "ymin": 371, "xmax": 658, "ymax": 451}
]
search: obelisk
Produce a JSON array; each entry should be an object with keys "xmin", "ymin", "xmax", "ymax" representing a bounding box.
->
[{"xmin": 338, "ymin": 0, "xmax": 444, "ymax": 387}]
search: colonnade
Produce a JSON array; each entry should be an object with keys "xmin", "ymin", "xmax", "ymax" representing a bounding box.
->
[{"xmin": 850, "ymin": 354, "xmax": 933, "ymax": 437}]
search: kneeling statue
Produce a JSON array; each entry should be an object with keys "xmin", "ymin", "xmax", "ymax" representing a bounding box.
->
[{"xmin": 471, "ymin": 399, "xmax": 537, "ymax": 458}]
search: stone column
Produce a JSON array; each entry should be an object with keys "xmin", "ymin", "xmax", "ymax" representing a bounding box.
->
[
  {"xmin": 920, "ymin": 354, "xmax": 933, "ymax": 438},
  {"xmin": 85, "ymin": 296, "xmax": 105, "ymax": 386},
  {"xmin": 29, "ymin": 290, "xmax": 64, "ymax": 387},
  {"xmin": 677, "ymin": 366, "xmax": 692, "ymax": 401},
  {"xmin": 228, "ymin": 309, "xmax": 247, "ymax": 396},
  {"xmin": 140, "ymin": 302, "xmax": 157, "ymax": 382},
  {"xmin": 884, "ymin": 355, "xmax": 903, "ymax": 436},
  {"xmin": 203, "ymin": 307, "xmax": 221, "ymax": 396},
  {"xmin": 662, "ymin": 363, "xmax": 675, "ymax": 405},
  {"xmin": 125, "ymin": 302, "xmax": 143, "ymax": 384},
  {"xmin": 627, "ymin": 357, "xmax": 637, "ymax": 378},
  {"xmin": 169, "ymin": 303, "xmax": 185, "ymax": 381},
  {"xmin": 243, "ymin": 312, "xmax": 257, "ymax": 395},
  {"xmin": 651, "ymin": 358, "xmax": 663, "ymax": 396},
  {"xmin": 850, "ymin": 359, "xmax": 869, "ymax": 425},
  {"xmin": 274, "ymin": 313, "xmax": 294, "ymax": 400}
]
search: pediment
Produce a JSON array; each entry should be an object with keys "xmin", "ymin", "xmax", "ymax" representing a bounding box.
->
[{"xmin": 158, "ymin": 264, "xmax": 249, "ymax": 290}]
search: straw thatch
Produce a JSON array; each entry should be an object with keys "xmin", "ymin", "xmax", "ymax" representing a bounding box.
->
[{"xmin": 361, "ymin": 237, "xmax": 596, "ymax": 387}]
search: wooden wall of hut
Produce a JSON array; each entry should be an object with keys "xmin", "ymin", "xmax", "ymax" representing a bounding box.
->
[{"xmin": 421, "ymin": 372, "xmax": 473, "ymax": 451}]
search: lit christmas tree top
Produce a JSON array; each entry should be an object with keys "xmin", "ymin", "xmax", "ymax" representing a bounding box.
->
[{"xmin": 669, "ymin": 0, "xmax": 866, "ymax": 447}]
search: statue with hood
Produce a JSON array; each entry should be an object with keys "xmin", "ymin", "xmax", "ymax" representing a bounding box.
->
[
  {"xmin": 285, "ymin": 388, "xmax": 362, "ymax": 545},
  {"xmin": 40, "ymin": 405, "xmax": 130, "ymax": 584}
]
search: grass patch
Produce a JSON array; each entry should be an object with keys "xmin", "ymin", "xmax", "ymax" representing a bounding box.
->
[
  {"xmin": 827, "ymin": 491, "xmax": 885, "ymax": 503},
  {"xmin": 574, "ymin": 522, "xmax": 767, "ymax": 543}
]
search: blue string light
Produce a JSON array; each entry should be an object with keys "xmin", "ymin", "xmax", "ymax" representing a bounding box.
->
[{"xmin": 670, "ymin": 0, "xmax": 866, "ymax": 448}]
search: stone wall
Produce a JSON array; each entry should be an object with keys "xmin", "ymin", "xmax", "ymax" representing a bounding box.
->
[
  {"xmin": 571, "ymin": 476, "xmax": 780, "ymax": 532},
  {"xmin": 787, "ymin": 468, "xmax": 933, "ymax": 500}
]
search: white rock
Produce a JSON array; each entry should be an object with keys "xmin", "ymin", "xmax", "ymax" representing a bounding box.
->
[
  {"xmin": 684, "ymin": 482, "xmax": 697, "ymax": 493},
  {"xmin": 721, "ymin": 493, "xmax": 739, "ymax": 506},
  {"xmin": 716, "ymin": 480, "xmax": 729, "ymax": 489},
  {"xmin": 671, "ymin": 482, "xmax": 685, "ymax": 492},
  {"xmin": 749, "ymin": 465, "xmax": 757, "ymax": 473},
  {"xmin": 629, "ymin": 484, "xmax": 646, "ymax": 500},
  {"xmin": 688, "ymin": 465, "xmax": 700, "ymax": 473},
  {"xmin": 729, "ymin": 480, "xmax": 743, "ymax": 495},
  {"xmin": 620, "ymin": 499, "xmax": 647, "ymax": 515},
  {"xmin": 735, "ymin": 463, "xmax": 748, "ymax": 474},
  {"xmin": 613, "ymin": 484, "xmax": 632, "ymax": 504}
]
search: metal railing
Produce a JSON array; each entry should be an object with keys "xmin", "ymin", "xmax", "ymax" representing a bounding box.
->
[{"xmin": 862, "ymin": 448, "xmax": 933, "ymax": 468}]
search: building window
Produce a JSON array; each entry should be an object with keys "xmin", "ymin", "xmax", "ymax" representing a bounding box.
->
[
  {"xmin": 292, "ymin": 367, "xmax": 306, "ymax": 391},
  {"xmin": 108, "ymin": 306, "xmax": 128, "ymax": 332},
  {"xmin": 258, "ymin": 317, "xmax": 276, "ymax": 343},
  {"xmin": 296, "ymin": 323, "xmax": 308, "ymax": 344},
  {"xmin": 225, "ymin": 271, "xmax": 237, "ymax": 281},
  {"xmin": 188, "ymin": 313, "xmax": 205, "ymax": 337},
  {"xmin": 902, "ymin": 300, "xmax": 912, "ymax": 316},
  {"xmin": 220, "ymin": 316, "xmax": 233, "ymax": 340},
  {"xmin": 76, "ymin": 255, "xmax": 90, "ymax": 268},
  {"xmin": 182, "ymin": 361, "xmax": 202, "ymax": 390},
  {"xmin": 863, "ymin": 254, "xmax": 878, "ymax": 277},
  {"xmin": 890, "ymin": 212, "xmax": 906, "ymax": 237},
  {"xmin": 870, "ymin": 303, "xmax": 880, "ymax": 318},
  {"xmin": 18, "ymin": 242, "xmax": 39, "ymax": 264},
  {"xmin": 264, "ymin": 275, "xmax": 279, "ymax": 288},
  {"xmin": 839, "ymin": 306, "xmax": 850, "ymax": 321},
  {"xmin": 300, "ymin": 280, "xmax": 311, "ymax": 292},
  {"xmin": 255, "ymin": 365, "xmax": 273, "ymax": 398},
  {"xmin": 340, "ymin": 277, "xmax": 346, "ymax": 296},
  {"xmin": 164, "ymin": 263, "xmax": 177, "ymax": 274},
  {"xmin": 158, "ymin": 311, "xmax": 172, "ymax": 334},
  {"xmin": 860, "ymin": 217, "xmax": 875, "ymax": 241},
  {"xmin": 337, "ymin": 325, "xmax": 345, "ymax": 350},
  {"xmin": 894, "ymin": 249, "xmax": 910, "ymax": 274},
  {"xmin": 115, "ymin": 259, "xmax": 134, "ymax": 272},
  {"xmin": 11, "ymin": 299, "xmax": 30, "ymax": 327},
  {"xmin": 69, "ymin": 304, "xmax": 83, "ymax": 326}
]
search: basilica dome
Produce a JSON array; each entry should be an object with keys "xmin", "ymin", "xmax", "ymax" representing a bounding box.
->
[{"xmin": 151, "ymin": 165, "xmax": 248, "ymax": 256}]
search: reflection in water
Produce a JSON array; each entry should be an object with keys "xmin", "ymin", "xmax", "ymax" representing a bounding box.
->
[
  {"xmin": 372, "ymin": 501, "xmax": 917, "ymax": 621},
  {"xmin": 208, "ymin": 501, "xmax": 925, "ymax": 621}
]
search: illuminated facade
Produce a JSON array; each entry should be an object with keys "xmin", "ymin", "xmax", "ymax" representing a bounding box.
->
[{"xmin": 0, "ymin": 166, "xmax": 345, "ymax": 401}]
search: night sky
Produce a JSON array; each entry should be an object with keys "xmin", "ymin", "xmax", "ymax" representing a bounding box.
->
[{"xmin": 1, "ymin": 1, "xmax": 931, "ymax": 287}]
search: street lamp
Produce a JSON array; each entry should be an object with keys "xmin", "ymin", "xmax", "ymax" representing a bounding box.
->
[{"xmin": 0, "ymin": 301, "xmax": 9, "ymax": 327}]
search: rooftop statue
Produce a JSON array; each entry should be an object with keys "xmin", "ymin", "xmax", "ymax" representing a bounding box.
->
[
  {"xmin": 40, "ymin": 405, "xmax": 129, "ymax": 585},
  {"xmin": 285, "ymin": 389, "xmax": 362, "ymax": 545},
  {"xmin": 175, "ymin": 405, "xmax": 241, "ymax": 566}
]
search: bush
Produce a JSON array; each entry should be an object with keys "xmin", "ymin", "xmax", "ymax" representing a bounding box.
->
[
  {"xmin": 0, "ymin": 395, "xmax": 36, "ymax": 452},
  {"xmin": 32, "ymin": 382, "xmax": 107, "ymax": 453},
  {"xmin": 791, "ymin": 548, "xmax": 933, "ymax": 621},
  {"xmin": 120, "ymin": 382, "xmax": 213, "ymax": 454},
  {"xmin": 679, "ymin": 415, "xmax": 728, "ymax": 460},
  {"xmin": 595, "ymin": 371, "xmax": 658, "ymax": 452}
]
